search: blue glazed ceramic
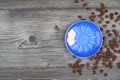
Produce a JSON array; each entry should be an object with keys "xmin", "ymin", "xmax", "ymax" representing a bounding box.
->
[{"xmin": 65, "ymin": 20, "xmax": 103, "ymax": 58}]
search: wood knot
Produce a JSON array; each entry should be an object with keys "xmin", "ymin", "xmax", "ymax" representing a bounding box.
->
[
  {"xmin": 55, "ymin": 25, "xmax": 60, "ymax": 31},
  {"xmin": 29, "ymin": 35, "xmax": 36, "ymax": 43},
  {"xmin": 17, "ymin": 32, "xmax": 39, "ymax": 49}
]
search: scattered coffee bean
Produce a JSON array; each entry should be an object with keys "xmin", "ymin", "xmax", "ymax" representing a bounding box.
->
[
  {"xmin": 74, "ymin": 0, "xmax": 79, "ymax": 3},
  {"xmin": 109, "ymin": 13, "xmax": 114, "ymax": 19},
  {"xmin": 104, "ymin": 73, "xmax": 108, "ymax": 77},
  {"xmin": 72, "ymin": 55, "xmax": 76, "ymax": 58},
  {"xmin": 98, "ymin": 20, "xmax": 102, "ymax": 24},
  {"xmin": 103, "ymin": 24, "xmax": 107, "ymax": 27},
  {"xmin": 117, "ymin": 62, "xmax": 120, "ymax": 69},
  {"xmin": 93, "ymin": 70, "xmax": 96, "ymax": 75},
  {"xmin": 113, "ymin": 49, "xmax": 117, "ymax": 53},
  {"xmin": 106, "ymin": 30, "xmax": 110, "ymax": 33},
  {"xmin": 91, "ymin": 12, "xmax": 95, "ymax": 15},
  {"xmin": 108, "ymin": 33, "xmax": 112, "ymax": 37},
  {"xmin": 100, "ymin": 28, "xmax": 103, "ymax": 32},
  {"xmin": 86, "ymin": 7, "xmax": 91, "ymax": 10},
  {"xmin": 78, "ymin": 15, "xmax": 82, "ymax": 19},
  {"xmin": 112, "ymin": 24, "xmax": 116, "ymax": 28},
  {"xmin": 100, "ymin": 69, "xmax": 103, "ymax": 73},
  {"xmin": 105, "ymin": 15, "xmax": 109, "ymax": 18},
  {"xmin": 114, "ymin": 12, "xmax": 119, "ymax": 15},
  {"xmin": 105, "ymin": 21, "xmax": 110, "ymax": 24},
  {"xmin": 82, "ymin": 3, "xmax": 87, "ymax": 7},
  {"xmin": 118, "ymin": 50, "xmax": 120, "ymax": 54}
]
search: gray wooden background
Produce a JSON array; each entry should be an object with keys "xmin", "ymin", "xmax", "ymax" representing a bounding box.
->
[{"xmin": 0, "ymin": 0, "xmax": 120, "ymax": 80}]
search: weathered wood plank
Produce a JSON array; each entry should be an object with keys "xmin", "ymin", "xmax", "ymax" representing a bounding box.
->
[
  {"xmin": 0, "ymin": 67, "xmax": 119, "ymax": 80},
  {"xmin": 0, "ymin": 0, "xmax": 119, "ymax": 10}
]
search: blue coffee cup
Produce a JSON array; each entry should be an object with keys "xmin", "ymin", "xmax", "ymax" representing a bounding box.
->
[{"xmin": 65, "ymin": 20, "xmax": 103, "ymax": 58}]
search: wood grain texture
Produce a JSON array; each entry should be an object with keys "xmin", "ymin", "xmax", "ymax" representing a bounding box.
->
[
  {"xmin": 0, "ymin": 0, "xmax": 119, "ymax": 10},
  {"xmin": 0, "ymin": 0, "xmax": 119, "ymax": 79},
  {"xmin": 0, "ymin": 67, "xmax": 120, "ymax": 80}
]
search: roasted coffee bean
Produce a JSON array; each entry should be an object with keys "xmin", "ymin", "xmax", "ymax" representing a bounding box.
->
[
  {"xmin": 78, "ymin": 15, "xmax": 82, "ymax": 19},
  {"xmin": 100, "ymin": 69, "xmax": 103, "ymax": 73},
  {"xmin": 104, "ymin": 73, "xmax": 108, "ymax": 77},
  {"xmin": 74, "ymin": 0, "xmax": 79, "ymax": 3},
  {"xmin": 114, "ymin": 12, "xmax": 119, "ymax": 15},
  {"xmin": 106, "ymin": 30, "xmax": 110, "ymax": 33},
  {"xmin": 93, "ymin": 70, "xmax": 96, "ymax": 75},
  {"xmin": 103, "ymin": 24, "xmax": 107, "ymax": 27},
  {"xmin": 112, "ymin": 24, "xmax": 116, "ymax": 28},
  {"xmin": 105, "ymin": 21, "xmax": 110, "ymax": 24},
  {"xmin": 83, "ymin": 3, "xmax": 87, "ymax": 7}
]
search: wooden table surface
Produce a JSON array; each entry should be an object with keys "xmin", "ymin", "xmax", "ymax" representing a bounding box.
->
[{"xmin": 0, "ymin": 0, "xmax": 120, "ymax": 80}]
